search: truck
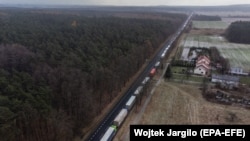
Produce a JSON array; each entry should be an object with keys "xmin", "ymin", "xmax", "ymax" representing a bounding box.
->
[
  {"xmin": 149, "ymin": 68, "xmax": 156, "ymax": 77},
  {"xmin": 125, "ymin": 95, "xmax": 136, "ymax": 110},
  {"xmin": 100, "ymin": 125, "xmax": 117, "ymax": 141},
  {"xmin": 141, "ymin": 77, "xmax": 150, "ymax": 85},
  {"xmin": 113, "ymin": 109, "xmax": 128, "ymax": 127},
  {"xmin": 154, "ymin": 61, "xmax": 160, "ymax": 68},
  {"xmin": 161, "ymin": 52, "xmax": 166, "ymax": 59},
  {"xmin": 134, "ymin": 86, "xmax": 143, "ymax": 96}
]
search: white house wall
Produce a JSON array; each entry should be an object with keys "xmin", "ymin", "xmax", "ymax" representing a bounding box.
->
[{"xmin": 194, "ymin": 67, "xmax": 207, "ymax": 75}]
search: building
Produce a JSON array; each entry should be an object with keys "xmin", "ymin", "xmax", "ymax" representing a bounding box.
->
[
  {"xmin": 194, "ymin": 64, "xmax": 210, "ymax": 75},
  {"xmin": 194, "ymin": 55, "xmax": 211, "ymax": 76},
  {"xmin": 229, "ymin": 67, "xmax": 248, "ymax": 76},
  {"xmin": 211, "ymin": 74, "xmax": 240, "ymax": 89},
  {"xmin": 196, "ymin": 55, "xmax": 210, "ymax": 65}
]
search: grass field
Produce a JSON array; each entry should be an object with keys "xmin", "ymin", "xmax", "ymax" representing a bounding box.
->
[
  {"xmin": 219, "ymin": 48, "xmax": 250, "ymax": 72},
  {"xmin": 192, "ymin": 21, "xmax": 230, "ymax": 29},
  {"xmin": 181, "ymin": 35, "xmax": 225, "ymax": 48}
]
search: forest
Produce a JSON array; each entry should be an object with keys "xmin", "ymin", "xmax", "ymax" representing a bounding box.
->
[
  {"xmin": 0, "ymin": 8, "xmax": 186, "ymax": 141},
  {"xmin": 225, "ymin": 21, "xmax": 250, "ymax": 44}
]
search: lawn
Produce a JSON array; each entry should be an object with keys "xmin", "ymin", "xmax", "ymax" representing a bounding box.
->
[
  {"xmin": 172, "ymin": 66, "xmax": 188, "ymax": 74},
  {"xmin": 172, "ymin": 73, "xmax": 205, "ymax": 83},
  {"xmin": 240, "ymin": 76, "xmax": 250, "ymax": 85}
]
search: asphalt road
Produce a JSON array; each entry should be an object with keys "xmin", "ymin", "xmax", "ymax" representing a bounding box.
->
[{"xmin": 86, "ymin": 12, "xmax": 193, "ymax": 141}]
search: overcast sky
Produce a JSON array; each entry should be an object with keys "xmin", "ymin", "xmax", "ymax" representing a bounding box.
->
[{"xmin": 1, "ymin": 0, "xmax": 250, "ymax": 6}]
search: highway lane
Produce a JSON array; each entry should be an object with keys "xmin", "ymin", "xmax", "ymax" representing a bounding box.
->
[{"xmin": 86, "ymin": 12, "xmax": 193, "ymax": 141}]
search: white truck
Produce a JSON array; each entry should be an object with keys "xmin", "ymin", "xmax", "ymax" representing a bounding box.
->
[
  {"xmin": 100, "ymin": 125, "xmax": 116, "ymax": 141},
  {"xmin": 113, "ymin": 109, "xmax": 128, "ymax": 127},
  {"xmin": 125, "ymin": 95, "xmax": 136, "ymax": 110}
]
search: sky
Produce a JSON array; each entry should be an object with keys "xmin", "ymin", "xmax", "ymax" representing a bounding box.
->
[{"xmin": 1, "ymin": 0, "xmax": 250, "ymax": 6}]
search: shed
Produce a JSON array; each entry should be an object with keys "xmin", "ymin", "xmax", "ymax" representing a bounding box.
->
[
  {"xmin": 229, "ymin": 67, "xmax": 248, "ymax": 76},
  {"xmin": 211, "ymin": 74, "xmax": 240, "ymax": 87}
]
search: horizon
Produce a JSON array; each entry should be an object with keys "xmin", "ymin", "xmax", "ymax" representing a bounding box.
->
[
  {"xmin": 1, "ymin": 3, "xmax": 250, "ymax": 7},
  {"xmin": 1, "ymin": 0, "xmax": 250, "ymax": 7}
]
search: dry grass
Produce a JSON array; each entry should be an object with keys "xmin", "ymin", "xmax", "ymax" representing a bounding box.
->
[
  {"xmin": 141, "ymin": 82, "xmax": 250, "ymax": 125},
  {"xmin": 190, "ymin": 28, "xmax": 225, "ymax": 35},
  {"xmin": 114, "ymin": 81, "xmax": 250, "ymax": 141}
]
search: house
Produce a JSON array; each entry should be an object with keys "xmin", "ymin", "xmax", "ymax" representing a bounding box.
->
[
  {"xmin": 194, "ymin": 64, "xmax": 210, "ymax": 75},
  {"xmin": 194, "ymin": 55, "xmax": 211, "ymax": 76},
  {"xmin": 211, "ymin": 74, "xmax": 240, "ymax": 88}
]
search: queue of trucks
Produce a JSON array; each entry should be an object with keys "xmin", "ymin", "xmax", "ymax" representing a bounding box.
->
[
  {"xmin": 99, "ymin": 13, "xmax": 193, "ymax": 141},
  {"xmin": 99, "ymin": 54, "xmax": 164, "ymax": 141},
  {"xmin": 99, "ymin": 25, "xmax": 176, "ymax": 141}
]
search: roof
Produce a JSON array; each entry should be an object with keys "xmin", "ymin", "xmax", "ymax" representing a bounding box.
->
[
  {"xmin": 212, "ymin": 74, "xmax": 240, "ymax": 82},
  {"xmin": 195, "ymin": 63, "xmax": 210, "ymax": 70},
  {"xmin": 230, "ymin": 67, "xmax": 243, "ymax": 72},
  {"xmin": 196, "ymin": 61, "xmax": 210, "ymax": 68},
  {"xmin": 197, "ymin": 59, "xmax": 210, "ymax": 65},
  {"xmin": 197, "ymin": 55, "xmax": 210, "ymax": 63},
  {"xmin": 195, "ymin": 55, "xmax": 210, "ymax": 71}
]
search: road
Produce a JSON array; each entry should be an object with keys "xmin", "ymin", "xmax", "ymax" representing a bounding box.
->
[{"xmin": 86, "ymin": 12, "xmax": 193, "ymax": 141}]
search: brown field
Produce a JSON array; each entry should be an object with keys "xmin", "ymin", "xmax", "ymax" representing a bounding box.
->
[
  {"xmin": 114, "ymin": 80, "xmax": 250, "ymax": 141},
  {"xmin": 189, "ymin": 28, "xmax": 225, "ymax": 35}
]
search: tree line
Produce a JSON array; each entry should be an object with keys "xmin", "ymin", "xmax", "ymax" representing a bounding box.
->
[
  {"xmin": 0, "ymin": 9, "xmax": 186, "ymax": 140},
  {"xmin": 225, "ymin": 21, "xmax": 250, "ymax": 44}
]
